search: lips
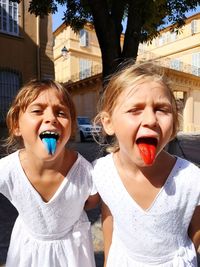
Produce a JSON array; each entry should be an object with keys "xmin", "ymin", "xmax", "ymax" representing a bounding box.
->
[
  {"xmin": 39, "ymin": 131, "xmax": 59, "ymax": 155},
  {"xmin": 39, "ymin": 131, "xmax": 59, "ymax": 141},
  {"xmin": 136, "ymin": 137, "xmax": 158, "ymax": 165}
]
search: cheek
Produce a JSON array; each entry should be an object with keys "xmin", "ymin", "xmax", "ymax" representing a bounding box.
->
[
  {"xmin": 63, "ymin": 119, "xmax": 72, "ymax": 134},
  {"xmin": 18, "ymin": 116, "xmax": 40, "ymax": 135},
  {"xmin": 114, "ymin": 118, "xmax": 139, "ymax": 140},
  {"xmin": 121, "ymin": 116, "xmax": 141, "ymax": 131},
  {"xmin": 161, "ymin": 116, "xmax": 174, "ymax": 137},
  {"xmin": 67, "ymin": 119, "xmax": 72, "ymax": 129}
]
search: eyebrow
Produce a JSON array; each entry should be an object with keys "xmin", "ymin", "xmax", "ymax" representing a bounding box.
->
[
  {"xmin": 27, "ymin": 103, "xmax": 69, "ymax": 111},
  {"xmin": 126, "ymin": 99, "xmax": 172, "ymax": 105},
  {"xmin": 29, "ymin": 102, "xmax": 66, "ymax": 107}
]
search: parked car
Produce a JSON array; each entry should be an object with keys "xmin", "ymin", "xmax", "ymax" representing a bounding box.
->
[{"xmin": 77, "ymin": 116, "xmax": 101, "ymax": 142}]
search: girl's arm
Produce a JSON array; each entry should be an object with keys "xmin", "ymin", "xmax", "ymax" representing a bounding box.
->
[
  {"xmin": 188, "ymin": 206, "xmax": 200, "ymax": 251},
  {"xmin": 102, "ymin": 201, "xmax": 113, "ymax": 267}
]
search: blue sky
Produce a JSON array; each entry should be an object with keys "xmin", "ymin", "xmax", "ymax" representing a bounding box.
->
[
  {"xmin": 52, "ymin": 6, "xmax": 127, "ymax": 32},
  {"xmin": 52, "ymin": 4, "xmax": 200, "ymax": 32},
  {"xmin": 52, "ymin": 5, "xmax": 66, "ymax": 31}
]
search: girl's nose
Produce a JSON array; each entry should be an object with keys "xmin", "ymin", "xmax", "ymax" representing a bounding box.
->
[
  {"xmin": 44, "ymin": 109, "xmax": 57, "ymax": 124},
  {"xmin": 142, "ymin": 108, "xmax": 157, "ymax": 127}
]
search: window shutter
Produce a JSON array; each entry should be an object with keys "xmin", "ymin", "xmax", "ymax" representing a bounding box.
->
[
  {"xmin": 79, "ymin": 29, "xmax": 89, "ymax": 47},
  {"xmin": 191, "ymin": 20, "xmax": 197, "ymax": 34},
  {"xmin": 79, "ymin": 59, "xmax": 92, "ymax": 80},
  {"xmin": 192, "ymin": 53, "xmax": 200, "ymax": 76}
]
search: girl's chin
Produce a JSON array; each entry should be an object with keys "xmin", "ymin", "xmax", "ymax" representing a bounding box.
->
[
  {"xmin": 31, "ymin": 148, "xmax": 59, "ymax": 160},
  {"xmin": 137, "ymin": 161, "xmax": 154, "ymax": 168}
]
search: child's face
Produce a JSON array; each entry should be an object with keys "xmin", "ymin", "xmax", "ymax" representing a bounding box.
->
[
  {"xmin": 15, "ymin": 88, "xmax": 72, "ymax": 159},
  {"xmin": 103, "ymin": 79, "xmax": 174, "ymax": 166}
]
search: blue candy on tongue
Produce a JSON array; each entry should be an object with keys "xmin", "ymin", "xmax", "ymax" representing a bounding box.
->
[{"xmin": 42, "ymin": 137, "xmax": 57, "ymax": 155}]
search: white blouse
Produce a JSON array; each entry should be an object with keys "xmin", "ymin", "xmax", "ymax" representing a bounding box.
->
[{"xmin": 93, "ymin": 154, "xmax": 200, "ymax": 266}]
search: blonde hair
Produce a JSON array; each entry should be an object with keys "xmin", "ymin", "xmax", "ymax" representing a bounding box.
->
[
  {"xmin": 94, "ymin": 60, "xmax": 179, "ymax": 153},
  {"xmin": 6, "ymin": 79, "xmax": 76, "ymax": 151}
]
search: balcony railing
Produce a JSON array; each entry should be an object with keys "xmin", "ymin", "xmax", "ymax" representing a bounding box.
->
[
  {"xmin": 66, "ymin": 51, "xmax": 199, "ymax": 84},
  {"xmin": 137, "ymin": 49, "xmax": 200, "ymax": 77},
  {"xmin": 69, "ymin": 64, "xmax": 102, "ymax": 83}
]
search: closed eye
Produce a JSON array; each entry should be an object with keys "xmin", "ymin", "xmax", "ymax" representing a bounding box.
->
[
  {"xmin": 155, "ymin": 106, "xmax": 172, "ymax": 113},
  {"xmin": 28, "ymin": 104, "xmax": 44, "ymax": 114},
  {"xmin": 31, "ymin": 109, "xmax": 43, "ymax": 114},
  {"xmin": 127, "ymin": 107, "xmax": 143, "ymax": 115}
]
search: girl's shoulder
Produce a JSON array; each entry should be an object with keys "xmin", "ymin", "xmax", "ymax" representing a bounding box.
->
[
  {"xmin": 175, "ymin": 156, "xmax": 200, "ymax": 172},
  {"xmin": 174, "ymin": 156, "xmax": 200, "ymax": 183},
  {"xmin": 93, "ymin": 153, "xmax": 113, "ymax": 168},
  {"xmin": 0, "ymin": 150, "xmax": 19, "ymax": 170},
  {"xmin": 0, "ymin": 151, "xmax": 19, "ymax": 191},
  {"xmin": 72, "ymin": 153, "xmax": 93, "ymax": 181},
  {"xmin": 92, "ymin": 153, "xmax": 114, "ymax": 183},
  {"xmin": 174, "ymin": 157, "xmax": 200, "ymax": 205},
  {"xmin": 77, "ymin": 152, "xmax": 93, "ymax": 170}
]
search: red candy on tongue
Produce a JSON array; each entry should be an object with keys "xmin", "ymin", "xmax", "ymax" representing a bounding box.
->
[{"xmin": 138, "ymin": 142, "xmax": 156, "ymax": 165}]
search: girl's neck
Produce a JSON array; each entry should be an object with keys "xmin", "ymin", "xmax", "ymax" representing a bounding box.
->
[
  {"xmin": 114, "ymin": 150, "xmax": 176, "ymax": 185},
  {"xmin": 18, "ymin": 149, "xmax": 78, "ymax": 203},
  {"xmin": 19, "ymin": 148, "xmax": 77, "ymax": 176}
]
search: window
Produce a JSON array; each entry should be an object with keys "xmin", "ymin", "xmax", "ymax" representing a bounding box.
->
[
  {"xmin": 191, "ymin": 20, "xmax": 197, "ymax": 35},
  {"xmin": 138, "ymin": 42, "xmax": 147, "ymax": 53},
  {"xmin": 170, "ymin": 31, "xmax": 177, "ymax": 42},
  {"xmin": 192, "ymin": 53, "xmax": 200, "ymax": 76},
  {"xmin": 166, "ymin": 32, "xmax": 171, "ymax": 43},
  {"xmin": 0, "ymin": 0, "xmax": 18, "ymax": 35},
  {"xmin": 79, "ymin": 59, "xmax": 92, "ymax": 80},
  {"xmin": 170, "ymin": 59, "xmax": 183, "ymax": 71},
  {"xmin": 0, "ymin": 70, "xmax": 21, "ymax": 123},
  {"xmin": 155, "ymin": 37, "xmax": 159, "ymax": 47},
  {"xmin": 79, "ymin": 29, "xmax": 89, "ymax": 47},
  {"xmin": 158, "ymin": 35, "xmax": 164, "ymax": 46}
]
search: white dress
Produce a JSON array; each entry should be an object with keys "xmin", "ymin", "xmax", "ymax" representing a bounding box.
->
[
  {"xmin": 93, "ymin": 154, "xmax": 200, "ymax": 266},
  {"xmin": 0, "ymin": 151, "xmax": 96, "ymax": 267}
]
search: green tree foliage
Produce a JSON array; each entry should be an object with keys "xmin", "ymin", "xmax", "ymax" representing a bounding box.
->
[{"xmin": 20, "ymin": 0, "xmax": 200, "ymax": 79}]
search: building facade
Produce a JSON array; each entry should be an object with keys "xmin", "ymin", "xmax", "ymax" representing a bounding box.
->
[
  {"xmin": 137, "ymin": 13, "xmax": 200, "ymax": 76},
  {"xmin": 53, "ymin": 23, "xmax": 102, "ymax": 83},
  {"xmin": 137, "ymin": 12, "xmax": 200, "ymax": 132},
  {"xmin": 53, "ymin": 22, "xmax": 102, "ymax": 119},
  {"xmin": 54, "ymin": 13, "xmax": 200, "ymax": 132},
  {"xmin": 0, "ymin": 0, "xmax": 54, "ymax": 127}
]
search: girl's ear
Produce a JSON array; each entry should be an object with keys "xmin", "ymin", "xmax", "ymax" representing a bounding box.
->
[
  {"xmin": 101, "ymin": 112, "xmax": 115, "ymax": 136},
  {"xmin": 14, "ymin": 125, "xmax": 21, "ymax": 137}
]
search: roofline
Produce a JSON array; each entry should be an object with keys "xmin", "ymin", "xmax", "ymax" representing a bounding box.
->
[
  {"xmin": 63, "ymin": 73, "xmax": 102, "ymax": 90},
  {"xmin": 53, "ymin": 21, "xmax": 95, "ymax": 36},
  {"xmin": 53, "ymin": 21, "xmax": 68, "ymax": 36},
  {"xmin": 160, "ymin": 12, "xmax": 200, "ymax": 33}
]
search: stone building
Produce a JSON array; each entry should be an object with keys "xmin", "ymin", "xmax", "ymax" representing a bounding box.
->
[
  {"xmin": 0, "ymin": 0, "xmax": 54, "ymax": 130},
  {"xmin": 54, "ymin": 13, "xmax": 200, "ymax": 132}
]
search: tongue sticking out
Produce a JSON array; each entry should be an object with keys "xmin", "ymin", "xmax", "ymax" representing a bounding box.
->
[
  {"xmin": 42, "ymin": 138, "xmax": 57, "ymax": 155},
  {"xmin": 137, "ymin": 138, "xmax": 157, "ymax": 165}
]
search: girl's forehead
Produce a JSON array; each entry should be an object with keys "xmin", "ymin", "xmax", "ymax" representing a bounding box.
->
[
  {"xmin": 30, "ymin": 88, "xmax": 65, "ymax": 104},
  {"xmin": 122, "ymin": 78, "xmax": 169, "ymax": 98},
  {"xmin": 115, "ymin": 78, "xmax": 171, "ymax": 107}
]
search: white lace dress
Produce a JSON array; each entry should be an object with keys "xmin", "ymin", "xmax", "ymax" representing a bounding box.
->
[
  {"xmin": 0, "ymin": 151, "xmax": 96, "ymax": 267},
  {"xmin": 93, "ymin": 154, "xmax": 200, "ymax": 267}
]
